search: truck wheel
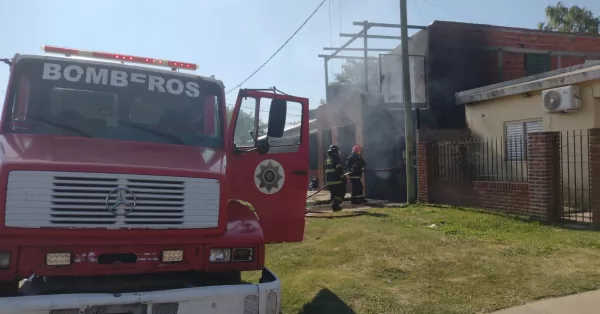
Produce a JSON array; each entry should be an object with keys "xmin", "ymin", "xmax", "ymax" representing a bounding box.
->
[{"xmin": 0, "ymin": 281, "xmax": 19, "ymax": 297}]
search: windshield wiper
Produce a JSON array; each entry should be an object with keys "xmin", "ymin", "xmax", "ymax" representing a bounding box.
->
[
  {"xmin": 22, "ymin": 115, "xmax": 93, "ymax": 138},
  {"xmin": 116, "ymin": 120, "xmax": 185, "ymax": 145}
]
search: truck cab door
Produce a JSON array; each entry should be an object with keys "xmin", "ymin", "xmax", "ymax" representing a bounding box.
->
[{"xmin": 228, "ymin": 89, "xmax": 309, "ymax": 243}]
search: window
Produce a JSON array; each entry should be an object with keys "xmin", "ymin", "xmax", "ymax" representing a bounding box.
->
[
  {"xmin": 232, "ymin": 96, "xmax": 303, "ymax": 153},
  {"xmin": 505, "ymin": 120, "xmax": 542, "ymax": 161},
  {"xmin": 525, "ymin": 54, "xmax": 551, "ymax": 76},
  {"xmin": 7, "ymin": 58, "xmax": 223, "ymax": 148}
]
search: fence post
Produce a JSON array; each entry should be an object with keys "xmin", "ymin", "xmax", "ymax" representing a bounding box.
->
[
  {"xmin": 527, "ymin": 132, "xmax": 561, "ymax": 221},
  {"xmin": 588, "ymin": 128, "xmax": 600, "ymax": 228},
  {"xmin": 417, "ymin": 140, "xmax": 430, "ymax": 203}
]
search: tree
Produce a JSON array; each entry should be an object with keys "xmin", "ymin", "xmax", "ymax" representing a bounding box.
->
[
  {"xmin": 329, "ymin": 59, "xmax": 379, "ymax": 88},
  {"xmin": 226, "ymin": 106, "xmax": 267, "ymax": 145},
  {"xmin": 538, "ymin": 1, "xmax": 599, "ymax": 33}
]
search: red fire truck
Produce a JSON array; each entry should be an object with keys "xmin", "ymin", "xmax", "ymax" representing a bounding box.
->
[{"xmin": 0, "ymin": 45, "xmax": 309, "ymax": 313}]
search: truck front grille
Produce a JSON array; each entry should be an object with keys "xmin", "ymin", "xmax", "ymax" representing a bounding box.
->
[{"xmin": 5, "ymin": 171, "xmax": 220, "ymax": 229}]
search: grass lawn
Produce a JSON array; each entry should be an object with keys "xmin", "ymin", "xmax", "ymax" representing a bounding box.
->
[{"xmin": 245, "ymin": 205, "xmax": 600, "ymax": 314}]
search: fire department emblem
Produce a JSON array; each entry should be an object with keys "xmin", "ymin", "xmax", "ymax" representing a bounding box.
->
[{"xmin": 254, "ymin": 159, "xmax": 285, "ymax": 194}]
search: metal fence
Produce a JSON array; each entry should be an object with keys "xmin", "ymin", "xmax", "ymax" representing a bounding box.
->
[
  {"xmin": 559, "ymin": 130, "xmax": 591, "ymax": 224},
  {"xmin": 431, "ymin": 136, "xmax": 527, "ymax": 182}
]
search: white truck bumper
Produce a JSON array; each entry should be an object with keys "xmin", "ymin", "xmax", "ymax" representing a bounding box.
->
[{"xmin": 0, "ymin": 268, "xmax": 280, "ymax": 314}]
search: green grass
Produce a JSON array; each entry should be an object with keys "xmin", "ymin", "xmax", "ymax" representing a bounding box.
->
[{"xmin": 244, "ymin": 205, "xmax": 600, "ymax": 314}]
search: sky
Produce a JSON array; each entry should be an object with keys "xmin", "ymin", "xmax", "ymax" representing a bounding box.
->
[{"xmin": 1, "ymin": 0, "xmax": 599, "ymax": 115}]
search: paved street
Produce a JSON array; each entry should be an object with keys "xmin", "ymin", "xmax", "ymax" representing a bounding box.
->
[{"xmin": 491, "ymin": 290, "xmax": 600, "ymax": 314}]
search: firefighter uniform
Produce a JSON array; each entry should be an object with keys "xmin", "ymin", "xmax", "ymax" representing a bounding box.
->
[
  {"xmin": 346, "ymin": 145, "xmax": 367, "ymax": 204},
  {"xmin": 325, "ymin": 145, "xmax": 346, "ymax": 211}
]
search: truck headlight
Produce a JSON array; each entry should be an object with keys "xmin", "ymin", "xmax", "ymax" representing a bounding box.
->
[
  {"xmin": 161, "ymin": 250, "xmax": 184, "ymax": 263},
  {"xmin": 209, "ymin": 248, "xmax": 231, "ymax": 263},
  {"xmin": 46, "ymin": 252, "xmax": 71, "ymax": 266},
  {"xmin": 232, "ymin": 248, "xmax": 253, "ymax": 262},
  {"xmin": 0, "ymin": 252, "xmax": 11, "ymax": 269}
]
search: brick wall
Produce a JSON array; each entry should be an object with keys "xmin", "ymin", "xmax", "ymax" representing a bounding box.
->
[
  {"xmin": 426, "ymin": 181, "xmax": 530, "ymax": 214},
  {"xmin": 418, "ymin": 131, "xmax": 563, "ymax": 220},
  {"xmin": 429, "ymin": 21, "xmax": 600, "ymax": 83},
  {"xmin": 417, "ymin": 141, "xmax": 430, "ymax": 203},
  {"xmin": 526, "ymin": 132, "xmax": 560, "ymax": 219},
  {"xmin": 589, "ymin": 128, "xmax": 600, "ymax": 228}
]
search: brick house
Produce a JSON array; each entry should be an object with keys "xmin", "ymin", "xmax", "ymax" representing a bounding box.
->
[{"xmin": 315, "ymin": 20, "xmax": 600, "ymax": 202}]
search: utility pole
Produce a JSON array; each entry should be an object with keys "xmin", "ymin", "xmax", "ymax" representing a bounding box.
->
[{"xmin": 400, "ymin": 0, "xmax": 416, "ymax": 203}]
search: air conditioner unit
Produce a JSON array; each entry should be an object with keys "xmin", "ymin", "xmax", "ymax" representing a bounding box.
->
[{"xmin": 541, "ymin": 85, "xmax": 581, "ymax": 113}]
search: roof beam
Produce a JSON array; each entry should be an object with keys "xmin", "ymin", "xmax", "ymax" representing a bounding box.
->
[
  {"xmin": 318, "ymin": 55, "xmax": 378, "ymax": 60},
  {"xmin": 339, "ymin": 33, "xmax": 402, "ymax": 40},
  {"xmin": 352, "ymin": 21, "xmax": 427, "ymax": 30},
  {"xmin": 323, "ymin": 47, "xmax": 393, "ymax": 52},
  {"xmin": 327, "ymin": 26, "xmax": 371, "ymax": 59}
]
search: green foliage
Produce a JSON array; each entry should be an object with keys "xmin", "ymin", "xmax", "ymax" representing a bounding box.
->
[
  {"xmin": 226, "ymin": 106, "xmax": 267, "ymax": 145},
  {"xmin": 247, "ymin": 205, "xmax": 600, "ymax": 313},
  {"xmin": 329, "ymin": 59, "xmax": 379, "ymax": 88},
  {"xmin": 538, "ymin": 1, "xmax": 599, "ymax": 33}
]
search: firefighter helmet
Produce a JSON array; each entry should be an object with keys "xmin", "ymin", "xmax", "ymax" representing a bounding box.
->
[
  {"xmin": 352, "ymin": 145, "xmax": 363, "ymax": 154},
  {"xmin": 328, "ymin": 145, "xmax": 339, "ymax": 153}
]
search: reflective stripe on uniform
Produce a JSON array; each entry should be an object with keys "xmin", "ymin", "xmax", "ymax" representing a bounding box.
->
[
  {"xmin": 325, "ymin": 169, "xmax": 336, "ymax": 173},
  {"xmin": 336, "ymin": 164, "xmax": 342, "ymax": 168},
  {"xmin": 334, "ymin": 196, "xmax": 343, "ymax": 201},
  {"xmin": 349, "ymin": 176, "xmax": 361, "ymax": 179},
  {"xmin": 327, "ymin": 181, "xmax": 343, "ymax": 185}
]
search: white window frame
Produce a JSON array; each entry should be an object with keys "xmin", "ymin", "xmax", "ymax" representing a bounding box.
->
[{"xmin": 505, "ymin": 119, "xmax": 543, "ymax": 161}]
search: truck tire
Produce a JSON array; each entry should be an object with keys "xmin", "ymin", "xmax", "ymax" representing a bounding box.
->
[{"xmin": 0, "ymin": 281, "xmax": 19, "ymax": 297}]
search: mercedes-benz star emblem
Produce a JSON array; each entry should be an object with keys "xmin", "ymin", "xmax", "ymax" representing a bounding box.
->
[{"xmin": 105, "ymin": 185, "xmax": 137, "ymax": 216}]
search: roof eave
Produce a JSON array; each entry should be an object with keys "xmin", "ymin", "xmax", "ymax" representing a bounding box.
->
[{"xmin": 456, "ymin": 65, "xmax": 600, "ymax": 105}]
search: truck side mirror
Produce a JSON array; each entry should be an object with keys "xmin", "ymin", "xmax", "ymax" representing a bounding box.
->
[
  {"xmin": 256, "ymin": 138, "xmax": 270, "ymax": 155},
  {"xmin": 267, "ymin": 99, "xmax": 287, "ymax": 138}
]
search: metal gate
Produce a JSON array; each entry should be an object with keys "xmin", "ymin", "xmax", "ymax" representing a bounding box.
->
[
  {"xmin": 364, "ymin": 130, "xmax": 406, "ymax": 202},
  {"xmin": 560, "ymin": 130, "xmax": 591, "ymax": 224}
]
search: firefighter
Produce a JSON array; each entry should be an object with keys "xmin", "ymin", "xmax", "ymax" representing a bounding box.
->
[
  {"xmin": 346, "ymin": 145, "xmax": 367, "ymax": 204},
  {"xmin": 325, "ymin": 145, "xmax": 346, "ymax": 211}
]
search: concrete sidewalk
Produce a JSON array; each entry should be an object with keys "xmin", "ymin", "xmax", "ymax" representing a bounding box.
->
[{"xmin": 492, "ymin": 290, "xmax": 600, "ymax": 314}]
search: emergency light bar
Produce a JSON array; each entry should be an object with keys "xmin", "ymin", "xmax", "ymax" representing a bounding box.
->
[{"xmin": 41, "ymin": 45, "xmax": 199, "ymax": 71}]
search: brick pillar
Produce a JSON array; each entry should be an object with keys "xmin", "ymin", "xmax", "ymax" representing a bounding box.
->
[
  {"xmin": 331, "ymin": 128, "xmax": 339, "ymax": 145},
  {"xmin": 527, "ymin": 132, "xmax": 560, "ymax": 221},
  {"xmin": 417, "ymin": 140, "xmax": 430, "ymax": 203},
  {"xmin": 588, "ymin": 128, "xmax": 600, "ymax": 228}
]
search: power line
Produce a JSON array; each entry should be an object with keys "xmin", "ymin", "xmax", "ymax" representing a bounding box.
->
[{"xmin": 225, "ymin": 0, "xmax": 328, "ymax": 95}]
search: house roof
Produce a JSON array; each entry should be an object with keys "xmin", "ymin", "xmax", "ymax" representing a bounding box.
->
[
  {"xmin": 431, "ymin": 20, "xmax": 600, "ymax": 39},
  {"xmin": 256, "ymin": 119, "xmax": 317, "ymax": 141},
  {"xmin": 455, "ymin": 61, "xmax": 600, "ymax": 105}
]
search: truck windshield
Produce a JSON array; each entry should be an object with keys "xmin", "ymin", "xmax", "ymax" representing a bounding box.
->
[{"xmin": 5, "ymin": 58, "xmax": 223, "ymax": 148}]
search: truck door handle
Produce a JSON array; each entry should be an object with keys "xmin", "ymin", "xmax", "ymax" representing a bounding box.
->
[{"xmin": 292, "ymin": 170, "xmax": 308, "ymax": 176}]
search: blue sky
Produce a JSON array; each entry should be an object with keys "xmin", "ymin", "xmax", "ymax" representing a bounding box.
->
[{"xmin": 1, "ymin": 0, "xmax": 599, "ymax": 112}]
